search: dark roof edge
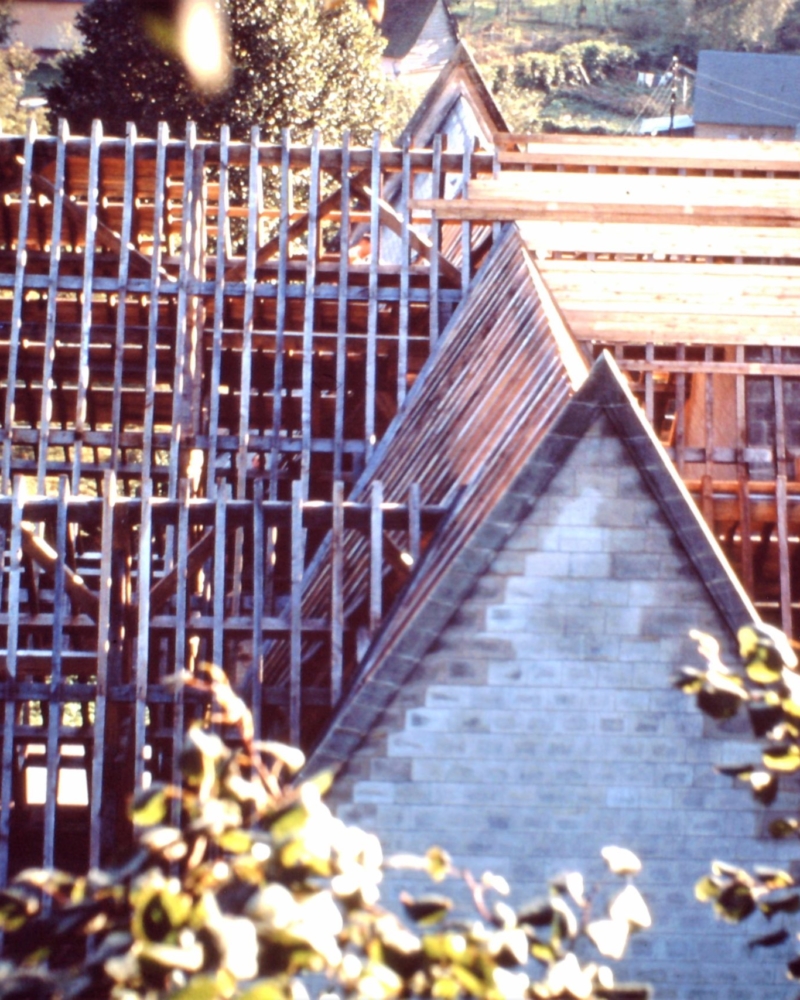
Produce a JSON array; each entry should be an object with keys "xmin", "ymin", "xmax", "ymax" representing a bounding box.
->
[
  {"xmin": 598, "ymin": 352, "xmax": 759, "ymax": 636},
  {"xmin": 301, "ymin": 352, "xmax": 758, "ymax": 778}
]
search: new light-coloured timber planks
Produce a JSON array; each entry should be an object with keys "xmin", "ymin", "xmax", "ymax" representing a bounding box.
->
[
  {"xmin": 564, "ymin": 315, "xmax": 800, "ymax": 345},
  {"xmin": 519, "ymin": 220, "xmax": 800, "ymax": 260},
  {"xmin": 494, "ymin": 132, "xmax": 800, "ymax": 172},
  {"xmin": 535, "ymin": 261, "xmax": 800, "ymax": 342},
  {"xmin": 415, "ymin": 172, "xmax": 800, "ymax": 225}
]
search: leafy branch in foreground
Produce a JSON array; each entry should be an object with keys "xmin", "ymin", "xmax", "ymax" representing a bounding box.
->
[
  {"xmin": 0, "ymin": 665, "xmax": 650, "ymax": 1000},
  {"xmin": 674, "ymin": 623, "xmax": 800, "ymax": 976}
]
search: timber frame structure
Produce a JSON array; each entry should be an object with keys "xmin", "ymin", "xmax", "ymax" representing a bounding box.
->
[{"xmin": 1, "ymin": 117, "xmax": 800, "ymax": 878}]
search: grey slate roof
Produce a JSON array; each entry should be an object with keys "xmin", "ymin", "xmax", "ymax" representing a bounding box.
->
[
  {"xmin": 302, "ymin": 351, "xmax": 759, "ymax": 778},
  {"xmin": 381, "ymin": 0, "xmax": 458, "ymax": 59},
  {"xmin": 694, "ymin": 50, "xmax": 800, "ymax": 127}
]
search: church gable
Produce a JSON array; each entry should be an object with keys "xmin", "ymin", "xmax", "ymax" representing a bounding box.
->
[{"xmin": 326, "ymin": 408, "xmax": 794, "ymax": 998}]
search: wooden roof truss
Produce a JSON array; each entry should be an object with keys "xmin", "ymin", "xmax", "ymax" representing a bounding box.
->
[{"xmin": 1, "ymin": 123, "xmax": 800, "ymax": 876}]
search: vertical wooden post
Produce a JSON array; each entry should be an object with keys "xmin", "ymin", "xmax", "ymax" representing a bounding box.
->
[
  {"xmin": 135, "ymin": 480, "xmax": 152, "ymax": 790},
  {"xmin": 773, "ymin": 348, "xmax": 792, "ymax": 634},
  {"xmin": 491, "ymin": 144, "xmax": 502, "ymax": 248},
  {"xmin": 460, "ymin": 138, "xmax": 473, "ymax": 293},
  {"xmin": 397, "ymin": 136, "xmax": 411, "ymax": 409},
  {"xmin": 43, "ymin": 478, "xmax": 68, "ymax": 869},
  {"xmin": 409, "ymin": 482, "xmax": 421, "ymax": 566},
  {"xmin": 735, "ymin": 344, "xmax": 754, "ymax": 595},
  {"xmin": 675, "ymin": 344, "xmax": 686, "ymax": 477},
  {"xmin": 171, "ymin": 478, "xmax": 190, "ymax": 803},
  {"xmin": 251, "ymin": 477, "xmax": 265, "ymax": 739},
  {"xmin": 212, "ymin": 483, "xmax": 227, "ymax": 671},
  {"xmin": 206, "ymin": 124, "xmax": 230, "ymax": 501},
  {"xmin": 644, "ymin": 342, "xmax": 654, "ymax": 424},
  {"xmin": 0, "ymin": 478, "xmax": 24, "ymax": 886},
  {"xmin": 233, "ymin": 127, "xmax": 261, "ymax": 615},
  {"xmin": 300, "ymin": 130, "xmax": 321, "ymax": 499},
  {"xmin": 141, "ymin": 122, "xmax": 169, "ymax": 485},
  {"xmin": 111, "ymin": 123, "xmax": 137, "ymax": 477},
  {"xmin": 369, "ymin": 479, "xmax": 383, "ymax": 637},
  {"xmin": 331, "ymin": 480, "xmax": 344, "ymax": 705},
  {"xmin": 168, "ymin": 121, "xmax": 198, "ymax": 500},
  {"xmin": 365, "ymin": 131, "xmax": 380, "ymax": 463},
  {"xmin": 429, "ymin": 134, "xmax": 443, "ymax": 347},
  {"xmin": 89, "ymin": 471, "xmax": 115, "ymax": 869},
  {"xmin": 72, "ymin": 119, "xmax": 102, "ymax": 494},
  {"xmin": 37, "ymin": 120, "xmax": 68, "ymax": 493},
  {"xmin": 290, "ymin": 479, "xmax": 303, "ymax": 745},
  {"xmin": 334, "ymin": 133, "xmax": 351, "ymax": 486},
  {"xmin": 2, "ymin": 119, "xmax": 35, "ymax": 492},
  {"xmin": 269, "ymin": 129, "xmax": 292, "ymax": 505}
]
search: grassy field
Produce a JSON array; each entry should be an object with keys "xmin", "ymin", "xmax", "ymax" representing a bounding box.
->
[{"xmin": 451, "ymin": 0, "xmax": 692, "ymax": 134}]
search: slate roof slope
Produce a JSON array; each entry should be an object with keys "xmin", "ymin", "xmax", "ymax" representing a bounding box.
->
[
  {"xmin": 382, "ymin": 0, "xmax": 459, "ymax": 59},
  {"xmin": 695, "ymin": 50, "xmax": 800, "ymax": 127},
  {"xmin": 303, "ymin": 350, "xmax": 759, "ymax": 776},
  {"xmin": 263, "ymin": 226, "xmax": 586, "ymax": 691}
]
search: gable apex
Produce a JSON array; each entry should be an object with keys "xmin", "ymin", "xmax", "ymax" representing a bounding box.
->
[{"xmin": 303, "ymin": 351, "xmax": 758, "ymax": 777}]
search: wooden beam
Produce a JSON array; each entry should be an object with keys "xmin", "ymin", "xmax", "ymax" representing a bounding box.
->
[
  {"xmin": 223, "ymin": 169, "xmax": 368, "ymax": 282},
  {"xmin": 28, "ymin": 169, "xmax": 162, "ymax": 281},
  {"xmin": 492, "ymin": 133, "xmax": 800, "ymax": 173},
  {"xmin": 20, "ymin": 523, "xmax": 100, "ymax": 621},
  {"xmin": 148, "ymin": 527, "xmax": 215, "ymax": 616},
  {"xmin": 350, "ymin": 177, "xmax": 462, "ymax": 286}
]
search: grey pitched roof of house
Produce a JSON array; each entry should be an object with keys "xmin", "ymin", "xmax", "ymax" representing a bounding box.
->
[
  {"xmin": 694, "ymin": 50, "xmax": 800, "ymax": 127},
  {"xmin": 381, "ymin": 0, "xmax": 458, "ymax": 59},
  {"xmin": 301, "ymin": 351, "xmax": 759, "ymax": 778}
]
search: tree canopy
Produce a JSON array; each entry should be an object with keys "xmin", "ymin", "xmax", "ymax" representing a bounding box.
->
[{"xmin": 45, "ymin": 0, "xmax": 387, "ymax": 141}]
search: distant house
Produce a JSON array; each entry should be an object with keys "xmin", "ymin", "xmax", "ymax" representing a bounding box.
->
[
  {"xmin": 401, "ymin": 40, "xmax": 508, "ymax": 151},
  {"xmin": 9, "ymin": 0, "xmax": 81, "ymax": 53},
  {"xmin": 381, "ymin": 0, "xmax": 459, "ymax": 81},
  {"xmin": 694, "ymin": 49, "xmax": 800, "ymax": 139}
]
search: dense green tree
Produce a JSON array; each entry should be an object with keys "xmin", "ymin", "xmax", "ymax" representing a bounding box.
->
[
  {"xmin": 0, "ymin": 3, "xmax": 48, "ymax": 135},
  {"xmin": 45, "ymin": 0, "xmax": 386, "ymax": 141},
  {"xmin": 776, "ymin": 0, "xmax": 800, "ymax": 49}
]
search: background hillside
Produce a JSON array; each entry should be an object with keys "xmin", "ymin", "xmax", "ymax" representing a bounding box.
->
[{"xmin": 448, "ymin": 0, "xmax": 800, "ymax": 133}]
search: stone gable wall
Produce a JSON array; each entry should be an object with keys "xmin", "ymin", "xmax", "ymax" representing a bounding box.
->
[{"xmin": 329, "ymin": 415, "xmax": 797, "ymax": 999}]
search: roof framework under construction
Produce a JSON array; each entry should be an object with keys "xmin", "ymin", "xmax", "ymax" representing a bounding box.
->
[{"xmin": 0, "ymin": 118, "xmax": 799, "ymax": 877}]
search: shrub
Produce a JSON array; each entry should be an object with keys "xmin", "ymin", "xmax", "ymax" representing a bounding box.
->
[
  {"xmin": 0, "ymin": 665, "xmax": 650, "ymax": 999},
  {"xmin": 512, "ymin": 40, "xmax": 637, "ymax": 93},
  {"xmin": 675, "ymin": 624, "xmax": 800, "ymax": 977}
]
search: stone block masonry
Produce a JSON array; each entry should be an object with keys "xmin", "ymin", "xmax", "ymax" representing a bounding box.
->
[{"xmin": 328, "ymin": 415, "xmax": 796, "ymax": 999}]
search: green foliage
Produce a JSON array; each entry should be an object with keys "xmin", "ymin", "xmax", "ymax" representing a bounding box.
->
[
  {"xmin": 0, "ymin": 2, "xmax": 48, "ymax": 136},
  {"xmin": 0, "ymin": 2, "xmax": 14, "ymax": 47},
  {"xmin": 0, "ymin": 665, "xmax": 650, "ymax": 999},
  {"xmin": 45, "ymin": 0, "xmax": 386, "ymax": 141},
  {"xmin": 675, "ymin": 623, "xmax": 800, "ymax": 973},
  {"xmin": 510, "ymin": 40, "xmax": 636, "ymax": 94}
]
